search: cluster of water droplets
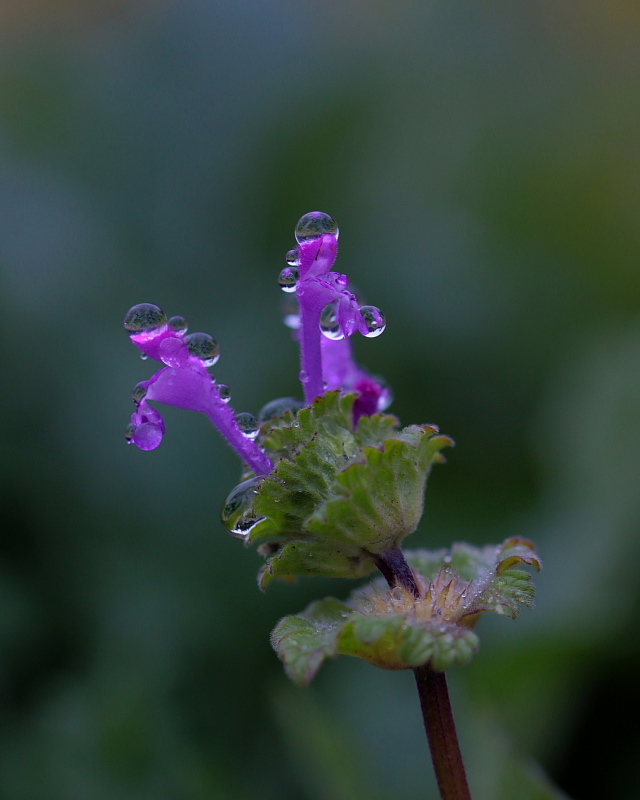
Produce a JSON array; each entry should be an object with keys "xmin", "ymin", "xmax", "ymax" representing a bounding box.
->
[
  {"xmin": 220, "ymin": 396, "xmax": 304, "ymax": 538},
  {"xmin": 276, "ymin": 215, "xmax": 387, "ymax": 342}
]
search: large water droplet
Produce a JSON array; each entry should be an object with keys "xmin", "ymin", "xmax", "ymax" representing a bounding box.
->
[
  {"xmin": 217, "ymin": 384, "xmax": 231, "ymax": 403},
  {"xmin": 320, "ymin": 301, "xmax": 344, "ymax": 340},
  {"xmin": 124, "ymin": 303, "xmax": 167, "ymax": 333},
  {"xmin": 236, "ymin": 412, "xmax": 259, "ymax": 439},
  {"xmin": 168, "ymin": 315, "xmax": 188, "ymax": 332},
  {"xmin": 132, "ymin": 383, "xmax": 147, "ymax": 405},
  {"xmin": 285, "ymin": 249, "xmax": 300, "ymax": 267},
  {"xmin": 221, "ymin": 477, "xmax": 266, "ymax": 539},
  {"xmin": 360, "ymin": 305, "xmax": 386, "ymax": 337},
  {"xmin": 295, "ymin": 211, "xmax": 339, "ymax": 244},
  {"xmin": 258, "ymin": 397, "xmax": 304, "ymax": 423},
  {"xmin": 124, "ymin": 422, "xmax": 135, "ymax": 442},
  {"xmin": 278, "ymin": 266, "xmax": 299, "ymax": 293},
  {"xmin": 186, "ymin": 332, "xmax": 220, "ymax": 367}
]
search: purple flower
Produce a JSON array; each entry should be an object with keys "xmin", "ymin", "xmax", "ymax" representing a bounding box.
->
[
  {"xmin": 123, "ymin": 212, "xmax": 390, "ymax": 468},
  {"xmin": 123, "ymin": 303, "xmax": 273, "ymax": 475},
  {"xmin": 280, "ymin": 211, "xmax": 389, "ymax": 417}
]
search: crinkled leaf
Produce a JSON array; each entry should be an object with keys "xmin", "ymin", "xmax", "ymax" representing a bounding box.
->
[
  {"xmin": 258, "ymin": 540, "xmax": 376, "ymax": 590},
  {"xmin": 244, "ymin": 397, "xmax": 452, "ymax": 570},
  {"xmin": 496, "ymin": 536, "xmax": 542, "ymax": 573},
  {"xmin": 305, "ymin": 430, "xmax": 452, "ymax": 554},
  {"xmin": 339, "ymin": 615, "xmax": 478, "ymax": 672},
  {"xmin": 354, "ymin": 412, "xmax": 401, "ymax": 447},
  {"xmin": 270, "ymin": 598, "xmax": 352, "ymax": 685},
  {"xmin": 474, "ymin": 568, "xmax": 536, "ymax": 618},
  {"xmin": 271, "ymin": 537, "xmax": 540, "ymax": 683}
]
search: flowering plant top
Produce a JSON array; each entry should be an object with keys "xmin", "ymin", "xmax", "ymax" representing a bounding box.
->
[{"xmin": 123, "ymin": 212, "xmax": 539, "ymax": 680}]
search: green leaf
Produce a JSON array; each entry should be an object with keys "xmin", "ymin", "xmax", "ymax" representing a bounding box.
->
[
  {"xmin": 271, "ymin": 538, "xmax": 541, "ymax": 683},
  {"xmin": 237, "ymin": 394, "xmax": 452, "ymax": 583},
  {"xmin": 339, "ymin": 615, "xmax": 478, "ymax": 672},
  {"xmin": 305, "ymin": 429, "xmax": 452, "ymax": 554},
  {"xmin": 270, "ymin": 598, "xmax": 352, "ymax": 685},
  {"xmin": 258, "ymin": 540, "xmax": 376, "ymax": 590}
]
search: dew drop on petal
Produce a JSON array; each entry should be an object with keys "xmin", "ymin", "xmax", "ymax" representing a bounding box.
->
[
  {"xmin": 359, "ymin": 305, "xmax": 386, "ymax": 337},
  {"xmin": 168, "ymin": 315, "xmax": 188, "ymax": 332},
  {"xmin": 278, "ymin": 266, "xmax": 299, "ymax": 293},
  {"xmin": 320, "ymin": 301, "xmax": 344, "ymax": 340},
  {"xmin": 258, "ymin": 397, "xmax": 304, "ymax": 422},
  {"xmin": 295, "ymin": 211, "xmax": 339, "ymax": 244},
  {"xmin": 125, "ymin": 422, "xmax": 135, "ymax": 442},
  {"xmin": 236, "ymin": 412, "xmax": 259, "ymax": 439},
  {"xmin": 217, "ymin": 384, "xmax": 231, "ymax": 403},
  {"xmin": 124, "ymin": 303, "xmax": 167, "ymax": 333},
  {"xmin": 159, "ymin": 336, "xmax": 189, "ymax": 367},
  {"xmin": 132, "ymin": 383, "xmax": 147, "ymax": 404},
  {"xmin": 185, "ymin": 332, "xmax": 220, "ymax": 367},
  {"xmin": 285, "ymin": 249, "xmax": 300, "ymax": 267},
  {"xmin": 221, "ymin": 477, "xmax": 266, "ymax": 539},
  {"xmin": 133, "ymin": 422, "xmax": 163, "ymax": 451}
]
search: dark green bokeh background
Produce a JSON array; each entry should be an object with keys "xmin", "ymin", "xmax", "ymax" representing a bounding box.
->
[{"xmin": 1, "ymin": 2, "xmax": 640, "ymax": 798}]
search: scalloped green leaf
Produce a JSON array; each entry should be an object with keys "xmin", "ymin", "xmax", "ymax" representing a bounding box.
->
[
  {"xmin": 305, "ymin": 430, "xmax": 452, "ymax": 554},
  {"xmin": 354, "ymin": 412, "xmax": 401, "ymax": 447},
  {"xmin": 338, "ymin": 615, "xmax": 478, "ymax": 672},
  {"xmin": 271, "ymin": 538, "xmax": 540, "ymax": 684},
  {"xmin": 270, "ymin": 598, "xmax": 352, "ymax": 685},
  {"xmin": 474, "ymin": 568, "xmax": 536, "ymax": 618},
  {"xmin": 258, "ymin": 540, "xmax": 376, "ymax": 590},
  {"xmin": 496, "ymin": 537, "xmax": 542, "ymax": 573}
]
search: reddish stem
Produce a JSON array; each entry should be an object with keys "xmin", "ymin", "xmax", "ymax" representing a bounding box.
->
[{"xmin": 374, "ymin": 546, "xmax": 473, "ymax": 800}]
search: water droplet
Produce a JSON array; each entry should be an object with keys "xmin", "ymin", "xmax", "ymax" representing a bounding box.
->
[
  {"xmin": 236, "ymin": 412, "xmax": 259, "ymax": 439},
  {"xmin": 360, "ymin": 305, "xmax": 386, "ymax": 338},
  {"xmin": 319, "ymin": 301, "xmax": 344, "ymax": 340},
  {"xmin": 159, "ymin": 336, "xmax": 189, "ymax": 367},
  {"xmin": 221, "ymin": 477, "xmax": 266, "ymax": 539},
  {"xmin": 299, "ymin": 369, "xmax": 308, "ymax": 383},
  {"xmin": 140, "ymin": 353, "xmax": 148, "ymax": 360},
  {"xmin": 278, "ymin": 266, "xmax": 299, "ymax": 293},
  {"xmin": 443, "ymin": 555, "xmax": 452, "ymax": 564},
  {"xmin": 186, "ymin": 332, "xmax": 220, "ymax": 367},
  {"xmin": 124, "ymin": 422, "xmax": 135, "ymax": 442},
  {"xmin": 258, "ymin": 397, "xmax": 304, "ymax": 422},
  {"xmin": 124, "ymin": 303, "xmax": 167, "ymax": 333},
  {"xmin": 295, "ymin": 211, "xmax": 339, "ymax": 244},
  {"xmin": 217, "ymin": 384, "xmax": 231, "ymax": 402},
  {"xmin": 335, "ymin": 274, "xmax": 348, "ymax": 286},
  {"xmin": 132, "ymin": 383, "xmax": 147, "ymax": 404},
  {"xmin": 168, "ymin": 315, "xmax": 188, "ymax": 332},
  {"xmin": 285, "ymin": 249, "xmax": 300, "ymax": 267}
]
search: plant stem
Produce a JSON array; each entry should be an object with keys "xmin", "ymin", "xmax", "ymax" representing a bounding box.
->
[
  {"xmin": 374, "ymin": 546, "xmax": 473, "ymax": 800},
  {"xmin": 413, "ymin": 665, "xmax": 472, "ymax": 800}
]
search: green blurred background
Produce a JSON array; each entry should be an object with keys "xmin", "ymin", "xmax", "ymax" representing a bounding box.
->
[{"xmin": 1, "ymin": 1, "xmax": 640, "ymax": 798}]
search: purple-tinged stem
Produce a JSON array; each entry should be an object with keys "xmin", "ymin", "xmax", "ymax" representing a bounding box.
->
[
  {"xmin": 205, "ymin": 396, "xmax": 274, "ymax": 476},
  {"xmin": 374, "ymin": 546, "xmax": 473, "ymax": 800},
  {"xmin": 413, "ymin": 666, "xmax": 472, "ymax": 800}
]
